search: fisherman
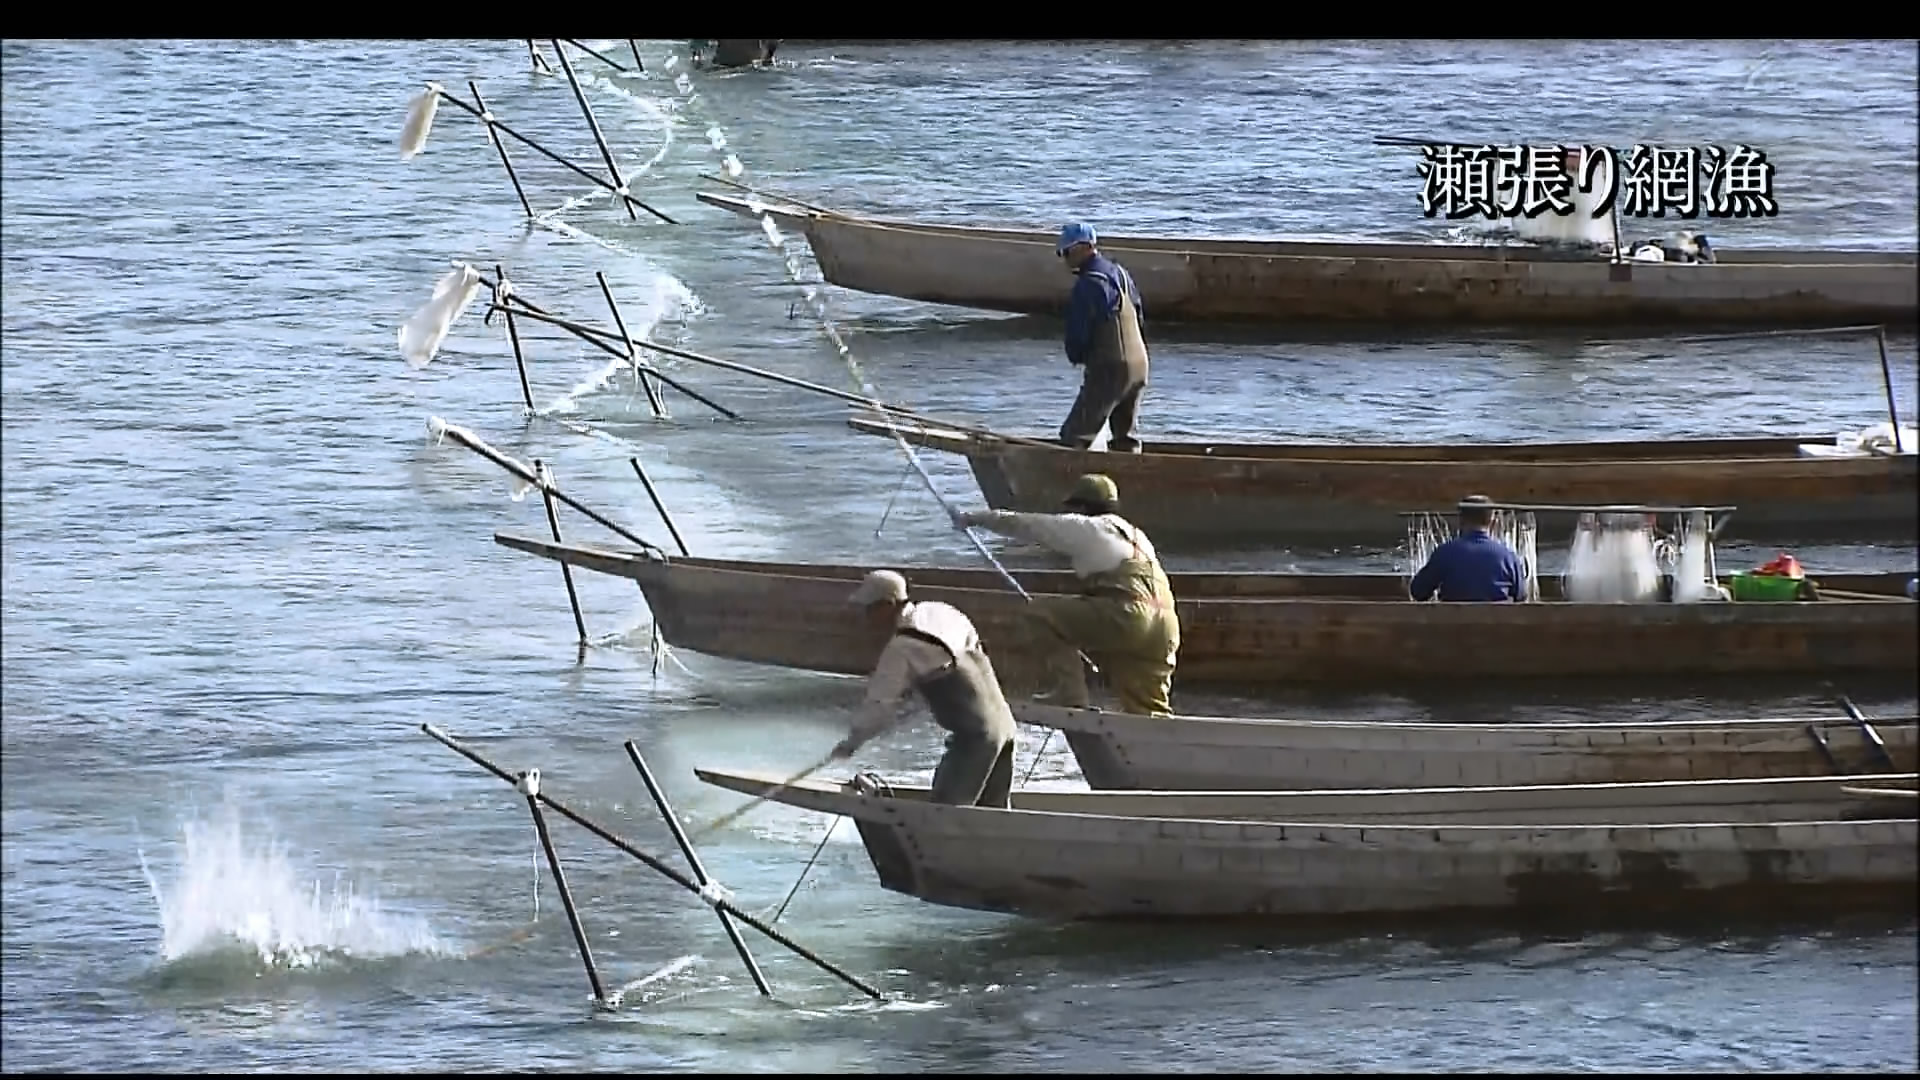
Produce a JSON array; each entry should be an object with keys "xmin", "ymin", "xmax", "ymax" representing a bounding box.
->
[
  {"xmin": 1056, "ymin": 222, "xmax": 1151, "ymax": 453},
  {"xmin": 830, "ymin": 570, "xmax": 1020, "ymax": 808},
  {"xmin": 1408, "ymin": 494, "xmax": 1528, "ymax": 602},
  {"xmin": 951, "ymin": 473, "xmax": 1180, "ymax": 716}
]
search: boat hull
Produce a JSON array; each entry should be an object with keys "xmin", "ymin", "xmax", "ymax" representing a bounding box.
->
[
  {"xmin": 697, "ymin": 192, "xmax": 1920, "ymax": 328},
  {"xmin": 695, "ymin": 768, "xmax": 1920, "ymax": 921},
  {"xmin": 1012, "ymin": 703, "xmax": 1920, "ymax": 791},
  {"xmin": 849, "ymin": 417, "xmax": 1920, "ymax": 547},
  {"xmin": 493, "ymin": 535, "xmax": 1919, "ymax": 689}
]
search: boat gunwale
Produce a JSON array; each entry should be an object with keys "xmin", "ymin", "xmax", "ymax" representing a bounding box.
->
[
  {"xmin": 492, "ymin": 534, "xmax": 1916, "ymax": 607},
  {"xmin": 1010, "ymin": 702, "xmax": 1920, "ymax": 736},
  {"xmin": 844, "ymin": 415, "xmax": 1917, "ymax": 469},
  {"xmin": 699, "ymin": 192, "xmax": 1920, "ymax": 266},
  {"xmin": 693, "ymin": 766, "xmax": 1920, "ymax": 832}
]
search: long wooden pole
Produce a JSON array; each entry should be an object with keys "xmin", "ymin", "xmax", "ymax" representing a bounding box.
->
[
  {"xmin": 551, "ymin": 40, "xmax": 636, "ymax": 223},
  {"xmin": 496, "ymin": 265, "xmax": 536, "ymax": 412},
  {"xmin": 533, "ymin": 459, "xmax": 589, "ymax": 642},
  {"xmin": 429, "ymin": 88, "xmax": 675, "ymax": 224},
  {"xmin": 596, "ymin": 271, "xmax": 664, "ymax": 418},
  {"xmin": 623, "ymin": 741, "xmax": 771, "ymax": 997},
  {"xmin": 470, "ymin": 83, "xmax": 533, "ymax": 218},
  {"xmin": 522, "ymin": 780, "xmax": 608, "ymax": 1006},
  {"xmin": 485, "ymin": 302, "xmax": 739, "ymax": 420},
  {"xmin": 1876, "ymin": 326, "xmax": 1905, "ymax": 454},
  {"xmin": 560, "ymin": 37, "xmax": 628, "ymax": 73},
  {"xmin": 431, "ymin": 419, "xmax": 663, "ymax": 553},
  {"xmin": 629, "ymin": 457, "xmax": 689, "ymax": 557},
  {"xmin": 422, "ymin": 723, "xmax": 884, "ymax": 1001}
]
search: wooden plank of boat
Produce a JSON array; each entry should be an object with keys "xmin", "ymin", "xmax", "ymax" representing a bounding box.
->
[
  {"xmin": 492, "ymin": 533, "xmax": 1919, "ymax": 688},
  {"xmin": 846, "ymin": 415, "xmax": 1920, "ymax": 546},
  {"xmin": 1842, "ymin": 786, "xmax": 1919, "ymax": 800},
  {"xmin": 1010, "ymin": 702, "xmax": 1920, "ymax": 791},
  {"xmin": 696, "ymin": 192, "xmax": 1919, "ymax": 328},
  {"xmin": 694, "ymin": 766, "xmax": 1919, "ymax": 921}
]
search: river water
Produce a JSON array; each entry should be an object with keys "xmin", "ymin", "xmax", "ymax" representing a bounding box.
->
[{"xmin": 2, "ymin": 39, "xmax": 1915, "ymax": 1072}]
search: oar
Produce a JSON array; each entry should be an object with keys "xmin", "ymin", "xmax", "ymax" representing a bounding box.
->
[
  {"xmin": 691, "ymin": 752, "xmax": 837, "ymax": 841},
  {"xmin": 698, "ymin": 172, "xmax": 834, "ymax": 216}
]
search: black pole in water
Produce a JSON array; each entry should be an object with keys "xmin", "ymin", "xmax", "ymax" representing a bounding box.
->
[
  {"xmin": 435, "ymin": 421, "xmax": 663, "ymax": 552},
  {"xmin": 483, "ymin": 302, "xmax": 740, "ymax": 420},
  {"xmin": 496, "ymin": 265, "xmax": 536, "ymax": 412},
  {"xmin": 622, "ymin": 740, "xmax": 772, "ymax": 997},
  {"xmin": 520, "ymin": 773, "xmax": 609, "ymax": 1007},
  {"xmin": 1876, "ymin": 326, "xmax": 1905, "ymax": 454},
  {"xmin": 550, "ymin": 40, "xmax": 637, "ymax": 223},
  {"xmin": 429, "ymin": 89, "xmax": 675, "ymax": 224},
  {"xmin": 560, "ymin": 37, "xmax": 629, "ymax": 73},
  {"xmin": 469, "ymin": 82, "xmax": 533, "ymax": 219},
  {"xmin": 533, "ymin": 458, "xmax": 589, "ymax": 643},
  {"xmin": 629, "ymin": 457, "xmax": 690, "ymax": 557},
  {"xmin": 595, "ymin": 271, "xmax": 665, "ymax": 418},
  {"xmin": 421, "ymin": 723, "xmax": 885, "ymax": 1002},
  {"xmin": 627, "ymin": 40, "xmax": 645, "ymax": 72}
]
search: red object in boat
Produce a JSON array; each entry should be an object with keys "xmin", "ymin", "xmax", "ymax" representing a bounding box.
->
[{"xmin": 1754, "ymin": 554, "xmax": 1805, "ymax": 579}]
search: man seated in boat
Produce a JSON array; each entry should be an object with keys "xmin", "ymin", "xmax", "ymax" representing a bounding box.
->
[
  {"xmin": 1056, "ymin": 223, "xmax": 1151, "ymax": 454},
  {"xmin": 830, "ymin": 570, "xmax": 1020, "ymax": 808},
  {"xmin": 1408, "ymin": 494, "xmax": 1529, "ymax": 603},
  {"xmin": 951, "ymin": 474, "xmax": 1181, "ymax": 716}
]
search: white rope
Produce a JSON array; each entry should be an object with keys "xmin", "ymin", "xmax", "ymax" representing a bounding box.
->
[
  {"xmin": 655, "ymin": 52, "xmax": 1034, "ymax": 603},
  {"xmin": 514, "ymin": 768, "xmax": 542, "ymax": 797},
  {"xmin": 695, "ymin": 880, "xmax": 734, "ymax": 909}
]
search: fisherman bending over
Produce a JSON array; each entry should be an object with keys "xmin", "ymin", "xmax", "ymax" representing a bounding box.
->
[
  {"xmin": 1409, "ymin": 494, "xmax": 1528, "ymax": 602},
  {"xmin": 952, "ymin": 474, "xmax": 1180, "ymax": 716},
  {"xmin": 831, "ymin": 570, "xmax": 1019, "ymax": 808},
  {"xmin": 1057, "ymin": 222, "xmax": 1151, "ymax": 452}
]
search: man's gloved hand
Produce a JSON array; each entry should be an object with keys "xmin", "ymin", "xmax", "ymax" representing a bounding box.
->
[{"xmin": 948, "ymin": 506, "xmax": 975, "ymax": 533}]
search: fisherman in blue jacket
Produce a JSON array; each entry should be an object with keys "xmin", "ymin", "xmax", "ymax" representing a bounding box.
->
[
  {"xmin": 1409, "ymin": 495, "xmax": 1529, "ymax": 602},
  {"xmin": 1056, "ymin": 222, "xmax": 1151, "ymax": 452}
]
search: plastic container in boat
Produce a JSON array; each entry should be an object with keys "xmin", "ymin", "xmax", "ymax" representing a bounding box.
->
[{"xmin": 1729, "ymin": 571, "xmax": 1806, "ymax": 602}]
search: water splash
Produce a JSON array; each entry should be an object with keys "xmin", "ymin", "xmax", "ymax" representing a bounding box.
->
[{"xmin": 138, "ymin": 802, "xmax": 457, "ymax": 971}]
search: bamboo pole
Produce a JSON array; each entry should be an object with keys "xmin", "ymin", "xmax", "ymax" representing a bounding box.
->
[
  {"xmin": 596, "ymin": 270, "xmax": 664, "ymax": 418},
  {"xmin": 496, "ymin": 265, "xmax": 536, "ymax": 411},
  {"xmin": 422, "ymin": 723, "xmax": 885, "ymax": 1001},
  {"xmin": 533, "ymin": 459, "xmax": 589, "ymax": 642},
  {"xmin": 428, "ymin": 88, "xmax": 674, "ymax": 224},
  {"xmin": 629, "ymin": 457, "xmax": 690, "ymax": 557},
  {"xmin": 520, "ymin": 772, "xmax": 608, "ymax": 1006},
  {"xmin": 430, "ymin": 418, "xmax": 663, "ymax": 553},
  {"xmin": 470, "ymin": 83, "xmax": 533, "ymax": 218},
  {"xmin": 559, "ymin": 37, "xmax": 628, "ymax": 73},
  {"xmin": 622, "ymin": 741, "xmax": 771, "ymax": 997},
  {"xmin": 1875, "ymin": 326, "xmax": 1906, "ymax": 454},
  {"xmin": 483, "ymin": 302, "xmax": 739, "ymax": 420},
  {"xmin": 551, "ymin": 40, "xmax": 636, "ymax": 223}
]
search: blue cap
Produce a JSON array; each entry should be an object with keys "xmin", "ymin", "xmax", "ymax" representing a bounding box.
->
[{"xmin": 1056, "ymin": 222, "xmax": 1097, "ymax": 255}]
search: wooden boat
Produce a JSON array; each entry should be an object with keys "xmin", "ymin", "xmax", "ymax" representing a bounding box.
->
[
  {"xmin": 697, "ymin": 191, "xmax": 1919, "ymax": 328},
  {"xmin": 492, "ymin": 533, "xmax": 1918, "ymax": 688},
  {"xmin": 695, "ymin": 767, "xmax": 1919, "ymax": 921},
  {"xmin": 846, "ymin": 415, "xmax": 1920, "ymax": 546},
  {"xmin": 1011, "ymin": 702, "xmax": 1920, "ymax": 792}
]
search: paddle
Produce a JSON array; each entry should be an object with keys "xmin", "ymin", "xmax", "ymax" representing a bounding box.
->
[{"xmin": 690, "ymin": 752, "xmax": 837, "ymax": 841}]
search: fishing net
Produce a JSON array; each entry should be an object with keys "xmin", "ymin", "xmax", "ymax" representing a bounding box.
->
[{"xmin": 1403, "ymin": 509, "xmax": 1539, "ymax": 602}]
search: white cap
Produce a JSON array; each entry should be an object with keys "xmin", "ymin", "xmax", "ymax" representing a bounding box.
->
[{"xmin": 847, "ymin": 569, "xmax": 908, "ymax": 607}]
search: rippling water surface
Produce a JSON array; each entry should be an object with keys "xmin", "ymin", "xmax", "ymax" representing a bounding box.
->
[{"xmin": 3, "ymin": 39, "xmax": 1915, "ymax": 1072}]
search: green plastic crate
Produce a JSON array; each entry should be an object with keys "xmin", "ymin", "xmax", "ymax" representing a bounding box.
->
[{"xmin": 1729, "ymin": 571, "xmax": 1805, "ymax": 602}]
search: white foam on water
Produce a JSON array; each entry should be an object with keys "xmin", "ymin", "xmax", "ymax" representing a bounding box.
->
[{"xmin": 137, "ymin": 801, "xmax": 458, "ymax": 970}]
